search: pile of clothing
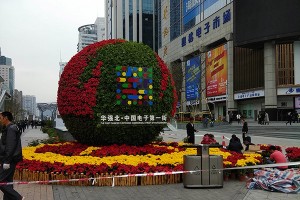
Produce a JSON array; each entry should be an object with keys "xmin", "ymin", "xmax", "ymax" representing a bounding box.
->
[{"xmin": 247, "ymin": 168, "xmax": 300, "ymax": 193}]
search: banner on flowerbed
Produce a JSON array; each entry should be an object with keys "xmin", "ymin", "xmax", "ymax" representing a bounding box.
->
[{"xmin": 98, "ymin": 114, "xmax": 167, "ymax": 125}]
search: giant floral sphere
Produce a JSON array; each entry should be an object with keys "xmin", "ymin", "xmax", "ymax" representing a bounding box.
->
[{"xmin": 57, "ymin": 39, "xmax": 177, "ymax": 145}]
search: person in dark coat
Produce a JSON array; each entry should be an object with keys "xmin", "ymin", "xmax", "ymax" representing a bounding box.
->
[
  {"xmin": 227, "ymin": 134, "xmax": 243, "ymax": 153},
  {"xmin": 0, "ymin": 111, "xmax": 23, "ymax": 200},
  {"xmin": 242, "ymin": 132, "xmax": 254, "ymax": 151},
  {"xmin": 186, "ymin": 117, "xmax": 198, "ymax": 144},
  {"xmin": 242, "ymin": 121, "xmax": 248, "ymax": 134}
]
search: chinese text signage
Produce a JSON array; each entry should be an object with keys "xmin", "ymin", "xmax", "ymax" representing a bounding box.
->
[{"xmin": 98, "ymin": 114, "xmax": 167, "ymax": 125}]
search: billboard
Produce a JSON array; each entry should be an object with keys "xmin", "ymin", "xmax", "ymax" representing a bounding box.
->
[
  {"xmin": 182, "ymin": 0, "xmax": 201, "ymax": 31},
  {"xmin": 185, "ymin": 56, "xmax": 201, "ymax": 101},
  {"xmin": 206, "ymin": 44, "xmax": 228, "ymax": 97}
]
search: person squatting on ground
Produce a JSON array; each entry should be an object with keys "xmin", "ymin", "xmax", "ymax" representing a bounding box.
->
[
  {"xmin": 201, "ymin": 134, "xmax": 217, "ymax": 144},
  {"xmin": 186, "ymin": 117, "xmax": 198, "ymax": 144},
  {"xmin": 227, "ymin": 134, "xmax": 243, "ymax": 154},
  {"xmin": 266, "ymin": 145, "xmax": 288, "ymax": 170},
  {"xmin": 242, "ymin": 132, "xmax": 254, "ymax": 151},
  {"xmin": 0, "ymin": 111, "xmax": 24, "ymax": 200}
]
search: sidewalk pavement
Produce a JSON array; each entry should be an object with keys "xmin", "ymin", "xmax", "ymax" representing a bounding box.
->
[{"xmin": 1, "ymin": 127, "xmax": 298, "ymax": 200}]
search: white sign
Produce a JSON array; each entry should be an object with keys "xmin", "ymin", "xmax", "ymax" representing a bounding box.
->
[
  {"xmin": 234, "ymin": 90, "xmax": 264, "ymax": 100},
  {"xmin": 206, "ymin": 95, "xmax": 227, "ymax": 102},
  {"xmin": 277, "ymin": 87, "xmax": 300, "ymax": 95},
  {"xmin": 97, "ymin": 114, "xmax": 167, "ymax": 125}
]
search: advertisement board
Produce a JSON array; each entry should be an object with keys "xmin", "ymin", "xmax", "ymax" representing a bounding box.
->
[
  {"xmin": 182, "ymin": 0, "xmax": 201, "ymax": 30},
  {"xmin": 206, "ymin": 44, "xmax": 228, "ymax": 97},
  {"xmin": 185, "ymin": 56, "xmax": 201, "ymax": 101}
]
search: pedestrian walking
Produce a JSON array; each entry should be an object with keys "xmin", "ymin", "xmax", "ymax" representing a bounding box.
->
[
  {"xmin": 242, "ymin": 121, "xmax": 248, "ymax": 134},
  {"xmin": 0, "ymin": 111, "xmax": 24, "ymax": 200},
  {"xmin": 264, "ymin": 112, "xmax": 270, "ymax": 125},
  {"xmin": 286, "ymin": 112, "xmax": 292, "ymax": 125},
  {"xmin": 229, "ymin": 111, "xmax": 233, "ymax": 124},
  {"xmin": 236, "ymin": 113, "xmax": 241, "ymax": 124}
]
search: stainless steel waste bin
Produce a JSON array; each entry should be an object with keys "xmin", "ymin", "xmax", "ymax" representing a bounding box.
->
[{"xmin": 183, "ymin": 144, "xmax": 223, "ymax": 188}]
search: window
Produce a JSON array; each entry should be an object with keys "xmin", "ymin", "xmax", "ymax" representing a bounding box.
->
[
  {"xmin": 170, "ymin": 0, "xmax": 181, "ymax": 41},
  {"xmin": 276, "ymin": 43, "xmax": 294, "ymax": 85}
]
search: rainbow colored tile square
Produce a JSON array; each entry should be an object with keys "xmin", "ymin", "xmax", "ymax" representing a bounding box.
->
[{"xmin": 116, "ymin": 66, "xmax": 153, "ymax": 106}]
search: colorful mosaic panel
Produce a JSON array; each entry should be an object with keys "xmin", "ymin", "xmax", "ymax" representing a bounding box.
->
[{"xmin": 116, "ymin": 66, "xmax": 153, "ymax": 106}]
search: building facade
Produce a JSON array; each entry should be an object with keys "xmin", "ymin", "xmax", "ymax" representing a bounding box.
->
[
  {"xmin": 77, "ymin": 17, "xmax": 106, "ymax": 52},
  {"xmin": 158, "ymin": 0, "xmax": 300, "ymax": 121},
  {"xmin": 59, "ymin": 62, "xmax": 67, "ymax": 78},
  {"xmin": 23, "ymin": 95, "xmax": 37, "ymax": 117},
  {"xmin": 0, "ymin": 64, "xmax": 15, "ymax": 96},
  {"xmin": 13, "ymin": 89, "xmax": 23, "ymax": 120},
  {"xmin": 77, "ymin": 24, "xmax": 98, "ymax": 52},
  {"xmin": 95, "ymin": 17, "xmax": 106, "ymax": 41},
  {"xmin": 106, "ymin": 0, "xmax": 159, "ymax": 51}
]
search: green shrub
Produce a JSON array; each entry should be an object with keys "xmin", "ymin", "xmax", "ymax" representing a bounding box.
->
[{"xmin": 57, "ymin": 40, "xmax": 177, "ymax": 146}]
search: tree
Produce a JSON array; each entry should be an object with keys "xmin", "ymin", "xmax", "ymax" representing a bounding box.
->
[
  {"xmin": 4, "ymin": 97, "xmax": 25, "ymax": 121},
  {"xmin": 170, "ymin": 52, "xmax": 208, "ymax": 121}
]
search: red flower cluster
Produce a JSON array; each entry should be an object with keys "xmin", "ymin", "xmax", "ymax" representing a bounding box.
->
[
  {"xmin": 155, "ymin": 53, "xmax": 178, "ymax": 116},
  {"xmin": 285, "ymin": 147, "xmax": 300, "ymax": 161},
  {"xmin": 35, "ymin": 143, "xmax": 89, "ymax": 156},
  {"xmin": 16, "ymin": 160, "xmax": 183, "ymax": 176},
  {"xmin": 57, "ymin": 39, "xmax": 125, "ymax": 118},
  {"xmin": 260, "ymin": 144, "xmax": 282, "ymax": 152},
  {"xmin": 90, "ymin": 144, "xmax": 177, "ymax": 157},
  {"xmin": 220, "ymin": 148, "xmax": 262, "ymax": 168}
]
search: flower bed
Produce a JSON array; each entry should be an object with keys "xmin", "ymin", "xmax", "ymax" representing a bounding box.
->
[
  {"xmin": 285, "ymin": 147, "xmax": 300, "ymax": 162},
  {"xmin": 14, "ymin": 142, "xmax": 264, "ymax": 186}
]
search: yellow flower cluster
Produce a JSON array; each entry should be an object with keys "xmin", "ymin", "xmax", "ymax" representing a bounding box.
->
[
  {"xmin": 80, "ymin": 146, "xmax": 101, "ymax": 156},
  {"xmin": 209, "ymin": 148, "xmax": 232, "ymax": 159},
  {"xmin": 22, "ymin": 144, "xmax": 197, "ymax": 167},
  {"xmin": 22, "ymin": 143, "xmax": 262, "ymax": 168}
]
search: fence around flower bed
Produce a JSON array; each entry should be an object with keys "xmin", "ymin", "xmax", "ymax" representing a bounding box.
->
[
  {"xmin": 13, "ymin": 170, "xmax": 182, "ymax": 186},
  {"xmin": 12, "ymin": 142, "xmax": 299, "ymax": 187}
]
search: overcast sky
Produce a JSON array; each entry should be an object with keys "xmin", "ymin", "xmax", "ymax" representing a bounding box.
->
[{"xmin": 0, "ymin": 0, "xmax": 105, "ymax": 103}]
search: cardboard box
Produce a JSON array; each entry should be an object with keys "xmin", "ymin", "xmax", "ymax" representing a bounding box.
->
[{"xmin": 248, "ymin": 145, "xmax": 260, "ymax": 152}]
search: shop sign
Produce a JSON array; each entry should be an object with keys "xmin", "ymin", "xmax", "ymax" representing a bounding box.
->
[
  {"xmin": 234, "ymin": 90, "xmax": 264, "ymax": 100},
  {"xmin": 206, "ymin": 95, "xmax": 227, "ymax": 102},
  {"xmin": 181, "ymin": 9, "xmax": 231, "ymax": 47},
  {"xmin": 277, "ymin": 87, "xmax": 300, "ymax": 95},
  {"xmin": 186, "ymin": 100, "xmax": 200, "ymax": 106}
]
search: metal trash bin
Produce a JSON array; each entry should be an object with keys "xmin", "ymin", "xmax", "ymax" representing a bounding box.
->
[{"xmin": 183, "ymin": 144, "xmax": 223, "ymax": 188}]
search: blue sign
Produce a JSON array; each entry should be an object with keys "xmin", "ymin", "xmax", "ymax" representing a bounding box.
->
[
  {"xmin": 181, "ymin": 9, "xmax": 231, "ymax": 47},
  {"xmin": 183, "ymin": 0, "xmax": 201, "ymax": 25},
  {"xmin": 185, "ymin": 56, "xmax": 201, "ymax": 101}
]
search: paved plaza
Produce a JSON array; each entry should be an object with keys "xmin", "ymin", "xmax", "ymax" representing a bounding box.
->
[{"xmin": 0, "ymin": 122, "xmax": 298, "ymax": 200}]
